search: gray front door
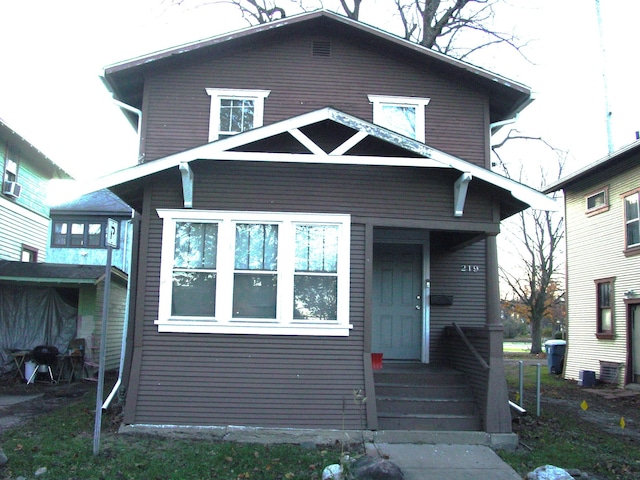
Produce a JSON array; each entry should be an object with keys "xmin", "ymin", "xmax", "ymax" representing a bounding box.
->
[{"xmin": 372, "ymin": 243, "xmax": 423, "ymax": 360}]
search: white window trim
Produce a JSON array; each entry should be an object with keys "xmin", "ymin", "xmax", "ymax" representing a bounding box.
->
[
  {"xmin": 368, "ymin": 94, "xmax": 430, "ymax": 142},
  {"xmin": 206, "ymin": 88, "xmax": 271, "ymax": 141},
  {"xmin": 156, "ymin": 209, "xmax": 352, "ymax": 336}
]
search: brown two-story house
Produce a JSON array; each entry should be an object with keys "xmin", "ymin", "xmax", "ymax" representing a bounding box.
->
[{"xmin": 95, "ymin": 10, "xmax": 555, "ymax": 445}]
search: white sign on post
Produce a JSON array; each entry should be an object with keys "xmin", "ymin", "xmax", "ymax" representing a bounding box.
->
[{"xmin": 106, "ymin": 218, "xmax": 118, "ymax": 248}]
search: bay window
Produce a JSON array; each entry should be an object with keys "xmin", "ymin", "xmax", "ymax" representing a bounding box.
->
[{"xmin": 157, "ymin": 210, "xmax": 351, "ymax": 335}]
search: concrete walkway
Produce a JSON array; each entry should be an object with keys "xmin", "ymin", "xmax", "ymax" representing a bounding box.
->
[{"xmin": 367, "ymin": 443, "xmax": 522, "ymax": 480}]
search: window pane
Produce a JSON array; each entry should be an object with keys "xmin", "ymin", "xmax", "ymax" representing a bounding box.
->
[
  {"xmin": 626, "ymin": 195, "xmax": 640, "ymax": 247},
  {"xmin": 70, "ymin": 223, "xmax": 85, "ymax": 246},
  {"xmin": 626, "ymin": 195, "xmax": 639, "ymax": 221},
  {"xmin": 88, "ymin": 223, "xmax": 102, "ymax": 247},
  {"xmin": 600, "ymin": 308, "xmax": 612, "ymax": 332},
  {"xmin": 380, "ymin": 104, "xmax": 416, "ymax": 139},
  {"xmin": 53, "ymin": 222, "xmax": 68, "ymax": 246},
  {"xmin": 294, "ymin": 275, "xmax": 338, "ymax": 320},
  {"xmin": 172, "ymin": 271, "xmax": 216, "ymax": 316},
  {"xmin": 598, "ymin": 282, "xmax": 610, "ymax": 308},
  {"xmin": 233, "ymin": 274, "xmax": 277, "ymax": 318},
  {"xmin": 174, "ymin": 222, "xmax": 218, "ymax": 269},
  {"xmin": 295, "ymin": 225, "xmax": 338, "ymax": 272},
  {"xmin": 587, "ymin": 191, "xmax": 605, "ymax": 210},
  {"xmin": 235, "ymin": 224, "xmax": 278, "ymax": 270},
  {"xmin": 627, "ymin": 222, "xmax": 640, "ymax": 247},
  {"xmin": 220, "ymin": 99, "xmax": 255, "ymax": 134}
]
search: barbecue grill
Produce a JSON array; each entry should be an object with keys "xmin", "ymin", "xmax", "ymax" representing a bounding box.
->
[{"xmin": 27, "ymin": 345, "xmax": 59, "ymax": 384}]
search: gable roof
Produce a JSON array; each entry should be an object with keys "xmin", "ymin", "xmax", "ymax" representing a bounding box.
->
[
  {"xmin": 85, "ymin": 107, "xmax": 556, "ymax": 215},
  {"xmin": 102, "ymin": 10, "xmax": 532, "ymax": 129},
  {"xmin": 0, "ymin": 118, "xmax": 72, "ymax": 180},
  {"xmin": 544, "ymin": 140, "xmax": 640, "ymax": 193}
]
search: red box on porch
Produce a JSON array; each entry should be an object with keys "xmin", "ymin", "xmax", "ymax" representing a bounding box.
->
[{"xmin": 372, "ymin": 353, "xmax": 383, "ymax": 370}]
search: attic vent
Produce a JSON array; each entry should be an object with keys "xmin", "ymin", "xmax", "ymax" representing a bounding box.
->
[
  {"xmin": 312, "ymin": 40, "xmax": 331, "ymax": 57},
  {"xmin": 599, "ymin": 360, "xmax": 622, "ymax": 384}
]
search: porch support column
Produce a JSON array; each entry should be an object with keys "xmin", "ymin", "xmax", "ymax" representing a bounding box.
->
[{"xmin": 484, "ymin": 234, "xmax": 512, "ymax": 433}]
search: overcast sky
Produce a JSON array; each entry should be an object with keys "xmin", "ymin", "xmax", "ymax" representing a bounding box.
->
[{"xmin": 0, "ymin": 0, "xmax": 637, "ymax": 183}]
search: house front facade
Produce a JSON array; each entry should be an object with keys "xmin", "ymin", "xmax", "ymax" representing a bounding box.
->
[
  {"xmin": 96, "ymin": 11, "xmax": 555, "ymax": 443},
  {"xmin": 545, "ymin": 140, "xmax": 640, "ymax": 388}
]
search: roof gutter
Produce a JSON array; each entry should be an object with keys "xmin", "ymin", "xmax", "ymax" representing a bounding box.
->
[{"xmin": 489, "ymin": 114, "xmax": 518, "ymax": 135}]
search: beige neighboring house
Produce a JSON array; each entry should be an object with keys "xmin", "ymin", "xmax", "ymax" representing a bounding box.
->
[{"xmin": 545, "ymin": 140, "xmax": 640, "ymax": 387}]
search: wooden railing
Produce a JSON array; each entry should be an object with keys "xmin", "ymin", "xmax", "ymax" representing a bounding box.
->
[{"xmin": 452, "ymin": 322, "xmax": 490, "ymax": 371}]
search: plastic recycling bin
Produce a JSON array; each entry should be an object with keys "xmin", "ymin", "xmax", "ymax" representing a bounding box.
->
[{"xmin": 544, "ymin": 339, "xmax": 566, "ymax": 375}]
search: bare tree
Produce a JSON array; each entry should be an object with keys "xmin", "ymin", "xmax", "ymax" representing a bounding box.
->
[
  {"xmin": 493, "ymin": 131, "xmax": 566, "ymax": 354},
  {"xmin": 166, "ymin": 0, "xmax": 526, "ymax": 61}
]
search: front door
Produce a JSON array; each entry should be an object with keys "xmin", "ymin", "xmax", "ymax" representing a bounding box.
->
[{"xmin": 372, "ymin": 243, "xmax": 423, "ymax": 360}]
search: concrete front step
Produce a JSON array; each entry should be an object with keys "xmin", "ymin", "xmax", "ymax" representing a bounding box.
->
[
  {"xmin": 377, "ymin": 396, "xmax": 479, "ymax": 415},
  {"xmin": 378, "ymin": 412, "xmax": 483, "ymax": 431},
  {"xmin": 374, "ymin": 363, "xmax": 482, "ymax": 431},
  {"xmin": 375, "ymin": 383, "xmax": 473, "ymax": 398},
  {"xmin": 374, "ymin": 371, "xmax": 467, "ymax": 386}
]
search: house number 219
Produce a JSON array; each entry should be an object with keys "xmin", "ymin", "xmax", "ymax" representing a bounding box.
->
[{"xmin": 460, "ymin": 265, "xmax": 480, "ymax": 272}]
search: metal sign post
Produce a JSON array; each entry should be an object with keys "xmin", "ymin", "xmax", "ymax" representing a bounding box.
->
[{"xmin": 93, "ymin": 218, "xmax": 117, "ymax": 455}]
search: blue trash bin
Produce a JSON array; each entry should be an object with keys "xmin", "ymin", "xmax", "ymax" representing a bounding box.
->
[{"xmin": 544, "ymin": 340, "xmax": 566, "ymax": 375}]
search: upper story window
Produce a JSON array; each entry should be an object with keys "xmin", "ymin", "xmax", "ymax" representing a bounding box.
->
[
  {"xmin": 595, "ymin": 277, "xmax": 614, "ymax": 339},
  {"xmin": 624, "ymin": 190, "xmax": 640, "ymax": 253},
  {"xmin": 368, "ymin": 95, "xmax": 430, "ymax": 142},
  {"xmin": 52, "ymin": 220, "xmax": 110, "ymax": 248},
  {"xmin": 2, "ymin": 148, "xmax": 22, "ymax": 199},
  {"xmin": 157, "ymin": 209, "xmax": 351, "ymax": 336},
  {"xmin": 206, "ymin": 89, "xmax": 270, "ymax": 141},
  {"xmin": 585, "ymin": 187, "xmax": 608, "ymax": 215}
]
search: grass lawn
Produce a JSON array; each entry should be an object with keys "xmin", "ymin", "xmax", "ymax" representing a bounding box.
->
[
  {"xmin": 499, "ymin": 354, "xmax": 640, "ymax": 479},
  {"xmin": 0, "ymin": 392, "xmax": 345, "ymax": 480}
]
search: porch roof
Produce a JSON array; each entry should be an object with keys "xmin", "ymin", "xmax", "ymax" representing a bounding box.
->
[
  {"xmin": 0, "ymin": 260, "xmax": 127, "ymax": 286},
  {"xmin": 85, "ymin": 108, "xmax": 557, "ymax": 216}
]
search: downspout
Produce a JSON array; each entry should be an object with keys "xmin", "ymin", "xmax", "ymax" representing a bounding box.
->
[
  {"xmin": 102, "ymin": 217, "xmax": 133, "ymax": 410},
  {"xmin": 111, "ymin": 99, "xmax": 143, "ymax": 162},
  {"xmin": 103, "ymin": 98, "xmax": 141, "ymax": 410}
]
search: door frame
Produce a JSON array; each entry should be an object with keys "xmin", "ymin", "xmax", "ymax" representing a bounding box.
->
[
  {"xmin": 626, "ymin": 298, "xmax": 640, "ymax": 384},
  {"xmin": 372, "ymin": 228, "xmax": 430, "ymax": 363}
]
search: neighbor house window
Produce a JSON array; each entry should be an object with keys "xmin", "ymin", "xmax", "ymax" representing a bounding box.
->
[
  {"xmin": 624, "ymin": 190, "xmax": 640, "ymax": 252},
  {"xmin": 206, "ymin": 89, "xmax": 270, "ymax": 141},
  {"xmin": 585, "ymin": 187, "xmax": 608, "ymax": 215},
  {"xmin": 157, "ymin": 210, "xmax": 351, "ymax": 336},
  {"xmin": 368, "ymin": 95, "xmax": 430, "ymax": 142},
  {"xmin": 595, "ymin": 278, "xmax": 614, "ymax": 339},
  {"xmin": 21, "ymin": 245, "xmax": 38, "ymax": 263},
  {"xmin": 51, "ymin": 220, "xmax": 108, "ymax": 248}
]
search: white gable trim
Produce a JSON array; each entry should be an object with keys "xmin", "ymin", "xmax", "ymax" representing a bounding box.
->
[{"xmin": 85, "ymin": 108, "xmax": 557, "ymax": 212}]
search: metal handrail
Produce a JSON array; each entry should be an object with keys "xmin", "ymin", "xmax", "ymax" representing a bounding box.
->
[{"xmin": 452, "ymin": 322, "xmax": 490, "ymax": 371}]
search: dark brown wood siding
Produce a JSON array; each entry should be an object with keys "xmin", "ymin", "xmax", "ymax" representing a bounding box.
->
[
  {"xmin": 141, "ymin": 28, "xmax": 488, "ymax": 167},
  {"xmin": 429, "ymin": 240, "xmax": 487, "ymax": 364},
  {"xmin": 125, "ymin": 161, "xmax": 495, "ymax": 428},
  {"xmin": 127, "ymin": 171, "xmax": 368, "ymax": 428}
]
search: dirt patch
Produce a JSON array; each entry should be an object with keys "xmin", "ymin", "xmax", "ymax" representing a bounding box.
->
[
  {"xmin": 505, "ymin": 358, "xmax": 640, "ymax": 442},
  {"xmin": 0, "ymin": 371, "xmax": 117, "ymax": 436}
]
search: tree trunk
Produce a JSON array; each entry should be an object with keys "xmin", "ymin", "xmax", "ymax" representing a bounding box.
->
[{"xmin": 530, "ymin": 315, "xmax": 542, "ymax": 354}]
